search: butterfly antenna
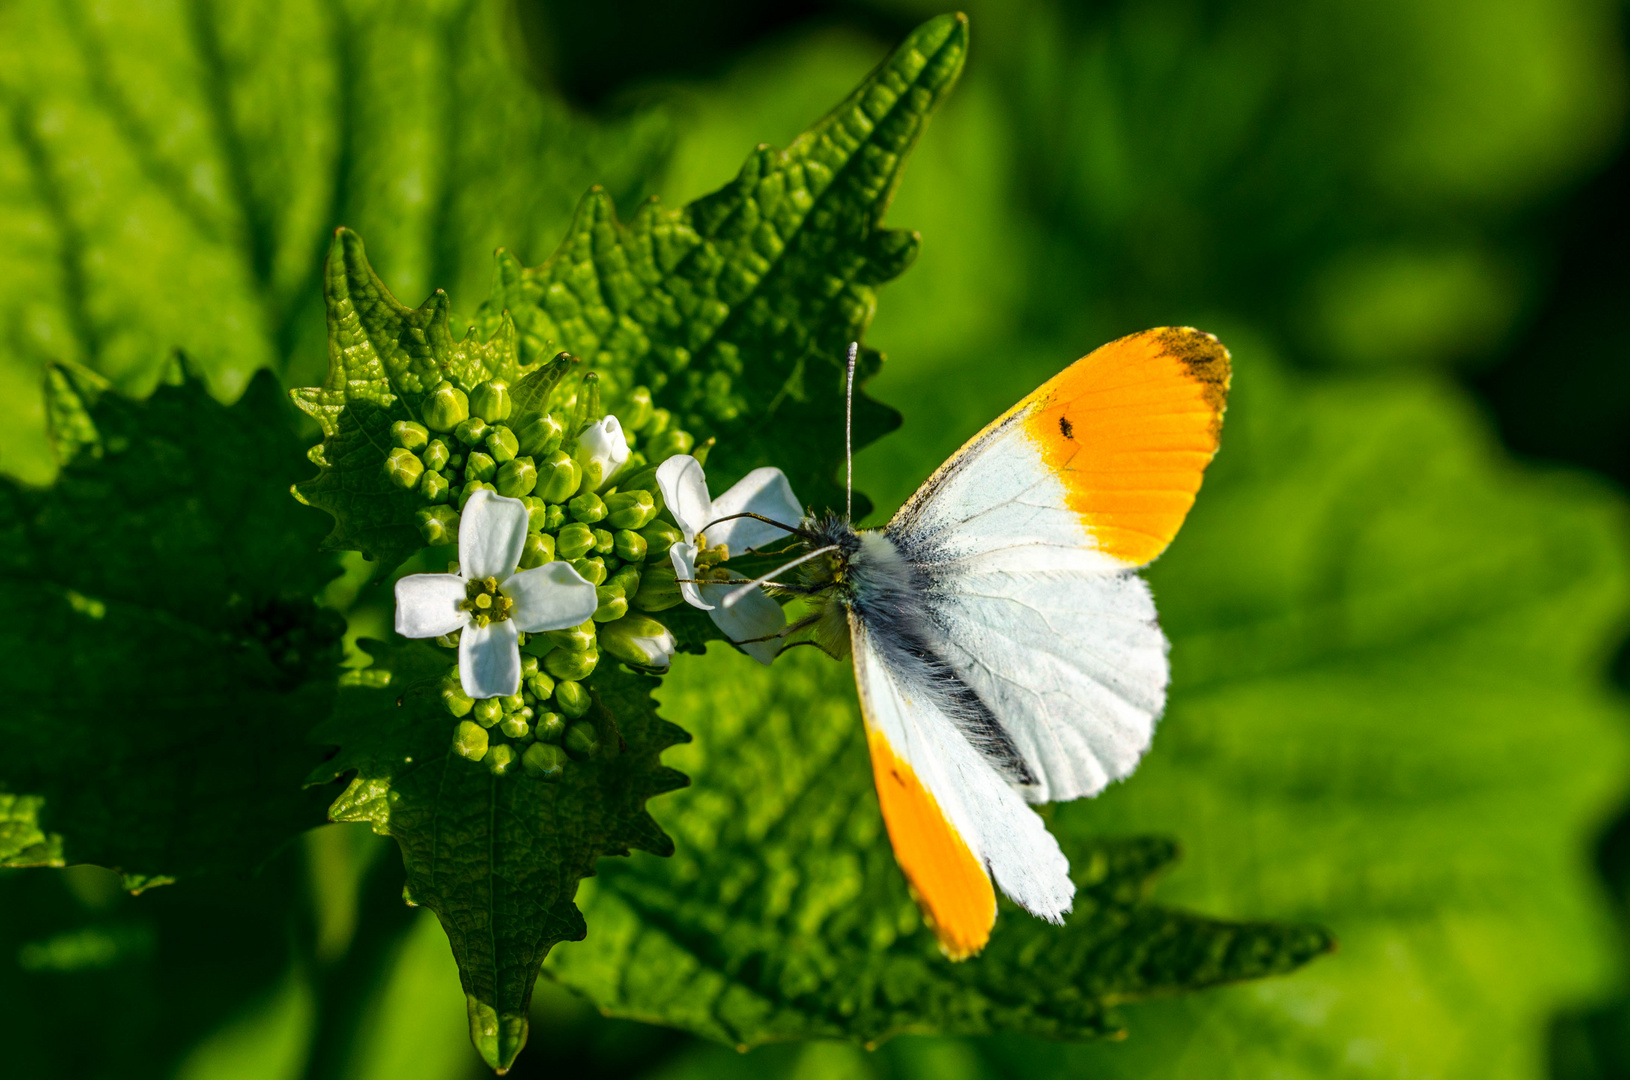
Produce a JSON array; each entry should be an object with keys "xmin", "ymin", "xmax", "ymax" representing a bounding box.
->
[
  {"xmin": 720, "ymin": 545, "xmax": 839, "ymax": 609},
  {"xmin": 844, "ymin": 341, "xmax": 858, "ymax": 522}
]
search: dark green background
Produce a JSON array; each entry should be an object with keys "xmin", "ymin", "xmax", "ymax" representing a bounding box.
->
[{"xmin": 3, "ymin": 0, "xmax": 1630, "ymax": 1077}]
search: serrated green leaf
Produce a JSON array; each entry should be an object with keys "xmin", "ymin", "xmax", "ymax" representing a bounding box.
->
[
  {"xmin": 309, "ymin": 639, "xmax": 689, "ymax": 1071},
  {"xmin": 543, "ymin": 645, "xmax": 1330, "ymax": 1047},
  {"xmin": 473, "ymin": 13, "xmax": 971, "ymax": 513},
  {"xmin": 0, "ymin": 364, "xmax": 342, "ymax": 879},
  {"xmin": 291, "ymin": 229, "xmax": 524, "ymax": 571}
]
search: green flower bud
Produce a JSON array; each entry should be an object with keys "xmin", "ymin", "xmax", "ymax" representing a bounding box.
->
[
  {"xmin": 417, "ymin": 506, "xmax": 461, "ymax": 546},
  {"xmin": 454, "ymin": 415, "xmax": 490, "ymax": 447},
  {"xmin": 546, "ymin": 645, "xmax": 598, "ymax": 683},
  {"xmin": 592, "ymin": 528, "xmax": 615, "ymax": 556},
  {"xmin": 646, "ymin": 428, "xmax": 694, "ymax": 462},
  {"xmin": 546, "ymin": 619, "xmax": 596, "ymax": 652},
  {"xmin": 485, "ymin": 425, "xmax": 520, "ymax": 464},
  {"xmin": 622, "ymin": 386, "xmax": 654, "ymax": 432},
  {"xmin": 620, "ymin": 466, "xmax": 661, "ymax": 495},
  {"xmin": 632, "ymin": 563, "xmax": 683, "ymax": 611},
  {"xmin": 453, "ymin": 720, "xmax": 489, "ymax": 761},
  {"xmin": 522, "ymin": 495, "xmax": 549, "ymax": 532},
  {"xmin": 440, "ymin": 680, "xmax": 475, "ymax": 717},
  {"xmin": 496, "ymin": 457, "xmax": 538, "ymax": 498},
  {"xmin": 517, "ymin": 530, "xmax": 555, "ymax": 570},
  {"xmin": 521, "ymin": 741, "xmax": 567, "ymax": 781},
  {"xmin": 515, "ymin": 412, "xmax": 567, "ymax": 458},
  {"xmin": 421, "ymin": 470, "xmax": 450, "ymax": 504},
  {"xmin": 692, "ymin": 436, "xmax": 715, "ymax": 467},
  {"xmin": 473, "ymin": 698, "xmax": 503, "ymax": 728},
  {"xmin": 521, "ymin": 654, "xmax": 540, "ymax": 677},
  {"xmin": 569, "ymin": 491, "xmax": 607, "ymax": 524},
  {"xmin": 392, "ymin": 420, "xmax": 430, "ymax": 451},
  {"xmin": 599, "ymin": 614, "xmax": 677, "ymax": 670},
  {"xmin": 464, "ymin": 451, "xmax": 497, "ymax": 483},
  {"xmin": 421, "ymin": 438, "xmax": 450, "ymax": 472},
  {"xmin": 486, "ymin": 743, "xmax": 517, "ymax": 776},
  {"xmin": 555, "ymin": 680, "xmax": 592, "ymax": 719},
  {"xmin": 526, "ymin": 671, "xmax": 555, "ymax": 700},
  {"xmin": 423, "ymin": 383, "xmax": 469, "ymax": 433},
  {"xmin": 571, "ymin": 556, "xmax": 607, "ymax": 586},
  {"xmin": 604, "ymin": 555, "xmax": 623, "ymax": 575},
  {"xmin": 501, "ymin": 692, "xmax": 525, "ymax": 713},
  {"xmin": 544, "ymin": 503, "xmax": 566, "ymax": 532},
  {"xmin": 604, "ymin": 489, "xmax": 656, "ymax": 530},
  {"xmin": 470, "ymin": 380, "xmax": 512, "ymax": 422},
  {"xmin": 563, "ymin": 719, "xmax": 599, "ymax": 757},
  {"xmin": 638, "ymin": 519, "xmax": 683, "ymax": 559},
  {"xmin": 538, "ymin": 449, "xmax": 581, "ymax": 503},
  {"xmin": 383, "ymin": 447, "xmax": 424, "ymax": 490},
  {"xmin": 646, "ymin": 407, "xmax": 673, "ymax": 436},
  {"xmin": 593, "ymin": 588, "xmax": 628, "ymax": 623},
  {"xmin": 499, "ymin": 715, "xmax": 531, "ymax": 739},
  {"xmin": 533, "ymin": 711, "xmax": 566, "ymax": 743},
  {"xmin": 608, "ymin": 565, "xmax": 642, "ymax": 599},
  {"xmin": 614, "ymin": 529, "xmax": 647, "ymax": 562},
  {"xmin": 448, "ymin": 452, "xmax": 464, "ymax": 469},
  {"xmin": 458, "ymin": 480, "xmax": 493, "ymax": 511},
  {"xmin": 605, "ymin": 451, "xmax": 648, "ymax": 491},
  {"xmin": 556, "ymin": 522, "xmax": 596, "ymax": 560}
]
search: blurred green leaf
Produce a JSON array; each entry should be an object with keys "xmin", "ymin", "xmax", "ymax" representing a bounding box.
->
[
  {"xmin": 0, "ymin": 0, "xmax": 667, "ymax": 484},
  {"xmin": 309, "ymin": 638, "xmax": 689, "ymax": 1072},
  {"xmin": 475, "ymin": 12, "xmax": 973, "ymax": 510},
  {"xmin": 0, "ymin": 364, "xmax": 341, "ymax": 879}
]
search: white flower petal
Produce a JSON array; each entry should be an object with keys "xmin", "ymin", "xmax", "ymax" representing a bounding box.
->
[
  {"xmin": 579, "ymin": 415, "xmax": 631, "ymax": 490},
  {"xmin": 656, "ymin": 454, "xmax": 712, "ymax": 543},
  {"xmin": 459, "ymin": 488, "xmax": 529, "ymax": 581},
  {"xmin": 670, "ymin": 541, "xmax": 711, "ymax": 610},
  {"xmin": 393, "ymin": 574, "xmax": 470, "ymax": 639},
  {"xmin": 504, "ymin": 562, "xmax": 600, "ymax": 633},
  {"xmin": 701, "ymin": 583, "xmax": 785, "ymax": 665},
  {"xmin": 459, "ymin": 619, "xmax": 521, "ymax": 698},
  {"xmin": 709, "ymin": 467, "xmax": 804, "ymax": 554}
]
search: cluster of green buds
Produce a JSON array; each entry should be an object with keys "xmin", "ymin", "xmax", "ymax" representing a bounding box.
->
[
  {"xmin": 438, "ymin": 652, "xmax": 603, "ymax": 779},
  {"xmin": 398, "ymin": 358, "xmax": 715, "ymax": 776}
]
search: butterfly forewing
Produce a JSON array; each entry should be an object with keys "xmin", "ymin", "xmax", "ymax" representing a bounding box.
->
[{"xmin": 886, "ymin": 327, "xmax": 1230, "ymax": 804}]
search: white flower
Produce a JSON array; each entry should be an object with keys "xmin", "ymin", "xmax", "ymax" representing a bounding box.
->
[
  {"xmin": 576, "ymin": 414, "xmax": 630, "ymax": 491},
  {"xmin": 656, "ymin": 454, "xmax": 803, "ymax": 665},
  {"xmin": 394, "ymin": 489, "xmax": 599, "ymax": 698}
]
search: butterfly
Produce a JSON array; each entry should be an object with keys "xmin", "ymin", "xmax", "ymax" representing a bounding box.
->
[{"xmin": 712, "ymin": 327, "xmax": 1230, "ymax": 959}]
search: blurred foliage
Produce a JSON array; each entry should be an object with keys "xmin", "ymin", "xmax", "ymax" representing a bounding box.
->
[
  {"xmin": 3, "ymin": 0, "xmax": 1630, "ymax": 1078},
  {"xmin": 0, "ymin": 362, "xmax": 340, "ymax": 879}
]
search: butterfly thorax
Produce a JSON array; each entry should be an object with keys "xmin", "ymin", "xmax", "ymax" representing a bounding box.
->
[{"xmin": 786, "ymin": 513, "xmax": 924, "ymax": 662}]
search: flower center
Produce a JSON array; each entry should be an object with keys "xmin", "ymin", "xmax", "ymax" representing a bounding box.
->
[{"xmin": 459, "ymin": 576, "xmax": 513, "ymax": 628}]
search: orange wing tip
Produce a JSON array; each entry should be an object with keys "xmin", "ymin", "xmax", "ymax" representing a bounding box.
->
[
  {"xmin": 1022, "ymin": 326, "xmax": 1232, "ymax": 567},
  {"xmin": 866, "ymin": 731, "xmax": 996, "ymax": 961}
]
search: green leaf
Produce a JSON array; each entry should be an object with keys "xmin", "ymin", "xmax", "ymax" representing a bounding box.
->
[
  {"xmin": 542, "ymin": 645, "xmax": 1330, "ymax": 1046},
  {"xmin": 473, "ymin": 12, "xmax": 972, "ymax": 513},
  {"xmin": 0, "ymin": 0, "xmax": 666, "ymax": 485},
  {"xmin": 0, "ymin": 363, "xmax": 343, "ymax": 879},
  {"xmin": 309, "ymin": 639, "xmax": 688, "ymax": 1072},
  {"xmin": 291, "ymin": 228, "xmax": 523, "ymax": 572}
]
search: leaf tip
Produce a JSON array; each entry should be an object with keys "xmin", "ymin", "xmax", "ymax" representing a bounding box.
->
[{"xmin": 467, "ymin": 996, "xmax": 529, "ymax": 1073}]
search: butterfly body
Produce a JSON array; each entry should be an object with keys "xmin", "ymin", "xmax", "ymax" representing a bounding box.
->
[{"xmin": 773, "ymin": 328, "xmax": 1230, "ymax": 959}]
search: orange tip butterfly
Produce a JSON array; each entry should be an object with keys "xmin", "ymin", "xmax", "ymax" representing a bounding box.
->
[{"xmin": 716, "ymin": 328, "xmax": 1230, "ymax": 959}]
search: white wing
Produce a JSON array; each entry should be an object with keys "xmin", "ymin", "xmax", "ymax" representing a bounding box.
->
[
  {"xmin": 851, "ymin": 617, "xmax": 1072, "ymax": 958},
  {"xmin": 889, "ymin": 328, "xmax": 1229, "ymax": 803}
]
